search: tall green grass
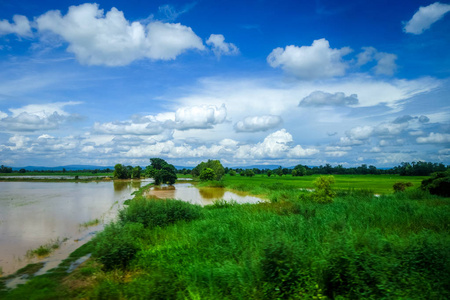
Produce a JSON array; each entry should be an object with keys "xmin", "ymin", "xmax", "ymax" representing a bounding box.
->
[{"xmin": 80, "ymin": 187, "xmax": 450, "ymax": 299}]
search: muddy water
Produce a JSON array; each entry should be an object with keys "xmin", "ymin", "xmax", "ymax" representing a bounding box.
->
[
  {"xmin": 145, "ymin": 182, "xmax": 264, "ymax": 205},
  {"xmin": 0, "ymin": 180, "xmax": 145, "ymax": 276}
]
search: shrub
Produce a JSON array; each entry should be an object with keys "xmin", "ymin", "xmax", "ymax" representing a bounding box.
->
[
  {"xmin": 311, "ymin": 175, "xmax": 335, "ymax": 203},
  {"xmin": 119, "ymin": 198, "xmax": 202, "ymax": 229},
  {"xmin": 92, "ymin": 222, "xmax": 143, "ymax": 270},
  {"xmin": 393, "ymin": 181, "xmax": 413, "ymax": 192},
  {"xmin": 421, "ymin": 171, "xmax": 450, "ymax": 197},
  {"xmin": 199, "ymin": 168, "xmax": 215, "ymax": 181}
]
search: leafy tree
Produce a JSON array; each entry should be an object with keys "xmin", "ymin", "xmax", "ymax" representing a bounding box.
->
[
  {"xmin": 192, "ymin": 160, "xmax": 225, "ymax": 181},
  {"xmin": 245, "ymin": 169, "xmax": 255, "ymax": 177},
  {"xmin": 421, "ymin": 171, "xmax": 450, "ymax": 197},
  {"xmin": 229, "ymin": 170, "xmax": 236, "ymax": 176},
  {"xmin": 276, "ymin": 167, "xmax": 283, "ymax": 177},
  {"xmin": 293, "ymin": 164, "xmax": 307, "ymax": 176},
  {"xmin": 267, "ymin": 170, "xmax": 272, "ymax": 177},
  {"xmin": 147, "ymin": 158, "xmax": 177, "ymax": 185},
  {"xmin": 0, "ymin": 165, "xmax": 12, "ymax": 173},
  {"xmin": 199, "ymin": 168, "xmax": 215, "ymax": 181},
  {"xmin": 19, "ymin": 168, "xmax": 26, "ymax": 173},
  {"xmin": 131, "ymin": 166, "xmax": 142, "ymax": 179},
  {"xmin": 311, "ymin": 175, "xmax": 335, "ymax": 203},
  {"xmin": 114, "ymin": 164, "xmax": 129, "ymax": 179}
]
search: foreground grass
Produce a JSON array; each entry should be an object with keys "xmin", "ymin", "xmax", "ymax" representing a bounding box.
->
[{"xmin": 3, "ymin": 178, "xmax": 449, "ymax": 299}]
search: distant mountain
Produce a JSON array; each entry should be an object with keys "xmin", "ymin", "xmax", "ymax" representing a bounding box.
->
[{"xmin": 12, "ymin": 165, "xmax": 115, "ymax": 171}]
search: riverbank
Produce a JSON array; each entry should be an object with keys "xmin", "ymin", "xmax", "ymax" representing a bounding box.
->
[{"xmin": 1, "ymin": 176, "xmax": 449, "ymax": 299}]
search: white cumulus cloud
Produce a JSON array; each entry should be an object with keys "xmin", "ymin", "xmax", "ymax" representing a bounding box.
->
[
  {"xmin": 267, "ymin": 38, "xmax": 352, "ymax": 79},
  {"xmin": 36, "ymin": 3, "xmax": 205, "ymax": 66},
  {"xmin": 404, "ymin": 2, "xmax": 450, "ymax": 34},
  {"xmin": 234, "ymin": 115, "xmax": 282, "ymax": 132},
  {"xmin": 416, "ymin": 132, "xmax": 450, "ymax": 144},
  {"xmin": 206, "ymin": 34, "xmax": 239, "ymax": 58},
  {"xmin": 174, "ymin": 104, "xmax": 227, "ymax": 130},
  {"xmin": 0, "ymin": 15, "xmax": 32, "ymax": 37},
  {"xmin": 0, "ymin": 102, "xmax": 82, "ymax": 132}
]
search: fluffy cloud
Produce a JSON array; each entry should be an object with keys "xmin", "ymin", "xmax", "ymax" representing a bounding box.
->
[
  {"xmin": 267, "ymin": 38, "xmax": 352, "ymax": 79},
  {"xmin": 174, "ymin": 104, "xmax": 227, "ymax": 130},
  {"xmin": 357, "ymin": 47, "xmax": 397, "ymax": 76},
  {"xmin": 404, "ymin": 2, "xmax": 450, "ymax": 34},
  {"xmin": 36, "ymin": 3, "xmax": 204, "ymax": 66},
  {"xmin": 299, "ymin": 91, "xmax": 358, "ymax": 107},
  {"xmin": 0, "ymin": 15, "xmax": 32, "ymax": 37},
  {"xmin": 235, "ymin": 129, "xmax": 318, "ymax": 159},
  {"xmin": 0, "ymin": 102, "xmax": 82, "ymax": 132},
  {"xmin": 416, "ymin": 132, "xmax": 450, "ymax": 144},
  {"xmin": 94, "ymin": 104, "xmax": 227, "ymax": 135},
  {"xmin": 234, "ymin": 115, "xmax": 282, "ymax": 132},
  {"xmin": 206, "ymin": 34, "xmax": 239, "ymax": 58}
]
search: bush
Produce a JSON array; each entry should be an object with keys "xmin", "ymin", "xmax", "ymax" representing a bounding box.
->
[
  {"xmin": 119, "ymin": 198, "xmax": 202, "ymax": 229},
  {"xmin": 199, "ymin": 168, "xmax": 215, "ymax": 181},
  {"xmin": 421, "ymin": 171, "xmax": 450, "ymax": 197},
  {"xmin": 393, "ymin": 181, "xmax": 413, "ymax": 192},
  {"xmin": 311, "ymin": 175, "xmax": 335, "ymax": 203},
  {"xmin": 92, "ymin": 222, "xmax": 143, "ymax": 270}
]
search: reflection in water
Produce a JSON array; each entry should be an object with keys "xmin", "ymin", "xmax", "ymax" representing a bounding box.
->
[
  {"xmin": 0, "ymin": 181, "xmax": 141, "ymax": 276},
  {"xmin": 199, "ymin": 187, "xmax": 225, "ymax": 199},
  {"xmin": 145, "ymin": 183, "xmax": 263, "ymax": 206}
]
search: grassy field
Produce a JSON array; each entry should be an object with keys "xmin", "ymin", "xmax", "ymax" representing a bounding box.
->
[
  {"xmin": 222, "ymin": 173, "xmax": 428, "ymax": 194},
  {"xmin": 1, "ymin": 175, "xmax": 448, "ymax": 299}
]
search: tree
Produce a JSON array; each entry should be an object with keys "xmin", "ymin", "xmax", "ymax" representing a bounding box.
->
[
  {"xmin": 192, "ymin": 160, "xmax": 225, "ymax": 181},
  {"xmin": 245, "ymin": 169, "xmax": 255, "ymax": 177},
  {"xmin": 421, "ymin": 171, "xmax": 450, "ymax": 197},
  {"xmin": 200, "ymin": 168, "xmax": 216, "ymax": 181},
  {"xmin": 147, "ymin": 158, "xmax": 177, "ymax": 185},
  {"xmin": 131, "ymin": 166, "xmax": 142, "ymax": 179},
  {"xmin": 114, "ymin": 164, "xmax": 129, "ymax": 179},
  {"xmin": 229, "ymin": 170, "xmax": 237, "ymax": 176},
  {"xmin": 393, "ymin": 182, "xmax": 413, "ymax": 192},
  {"xmin": 311, "ymin": 175, "xmax": 335, "ymax": 203},
  {"xmin": 267, "ymin": 170, "xmax": 272, "ymax": 177}
]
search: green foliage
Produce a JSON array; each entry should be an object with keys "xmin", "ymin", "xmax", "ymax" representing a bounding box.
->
[
  {"xmin": 118, "ymin": 198, "xmax": 202, "ymax": 229},
  {"xmin": 192, "ymin": 159, "xmax": 225, "ymax": 181},
  {"xmin": 312, "ymin": 175, "xmax": 336, "ymax": 203},
  {"xmin": 147, "ymin": 158, "xmax": 177, "ymax": 185},
  {"xmin": 393, "ymin": 181, "xmax": 413, "ymax": 192},
  {"xmin": 229, "ymin": 170, "xmax": 236, "ymax": 176},
  {"xmin": 131, "ymin": 166, "xmax": 141, "ymax": 179},
  {"xmin": 199, "ymin": 167, "xmax": 215, "ymax": 181},
  {"xmin": 421, "ymin": 171, "xmax": 450, "ymax": 197},
  {"xmin": 92, "ymin": 222, "xmax": 143, "ymax": 270},
  {"xmin": 245, "ymin": 169, "xmax": 255, "ymax": 177},
  {"xmin": 113, "ymin": 164, "xmax": 130, "ymax": 179},
  {"xmin": 267, "ymin": 170, "xmax": 272, "ymax": 177}
]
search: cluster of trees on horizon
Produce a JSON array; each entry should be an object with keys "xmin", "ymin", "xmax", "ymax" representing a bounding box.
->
[
  {"xmin": 177, "ymin": 161, "xmax": 449, "ymax": 177},
  {"xmin": 2, "ymin": 161, "xmax": 448, "ymax": 177}
]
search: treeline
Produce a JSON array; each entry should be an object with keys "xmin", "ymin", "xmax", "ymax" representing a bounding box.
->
[
  {"xmin": 220, "ymin": 161, "xmax": 449, "ymax": 177},
  {"xmin": 0, "ymin": 166, "xmax": 112, "ymax": 174},
  {"xmin": 114, "ymin": 158, "xmax": 178, "ymax": 185}
]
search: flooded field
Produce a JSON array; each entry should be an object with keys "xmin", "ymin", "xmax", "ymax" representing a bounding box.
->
[
  {"xmin": 0, "ymin": 180, "xmax": 264, "ymax": 278},
  {"xmin": 145, "ymin": 182, "xmax": 264, "ymax": 205},
  {"xmin": 0, "ymin": 180, "xmax": 144, "ymax": 276}
]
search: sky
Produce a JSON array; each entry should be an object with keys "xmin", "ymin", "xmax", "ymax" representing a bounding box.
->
[{"xmin": 0, "ymin": 0, "xmax": 449, "ymax": 168}]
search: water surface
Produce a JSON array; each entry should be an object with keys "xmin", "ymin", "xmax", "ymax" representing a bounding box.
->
[
  {"xmin": 145, "ymin": 182, "xmax": 264, "ymax": 205},
  {"xmin": 0, "ymin": 180, "xmax": 144, "ymax": 276}
]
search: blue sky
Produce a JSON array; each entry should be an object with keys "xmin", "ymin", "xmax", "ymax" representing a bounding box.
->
[{"xmin": 0, "ymin": 0, "xmax": 449, "ymax": 167}]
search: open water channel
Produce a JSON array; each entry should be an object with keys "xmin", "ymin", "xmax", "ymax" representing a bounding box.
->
[{"xmin": 0, "ymin": 179, "xmax": 263, "ymax": 278}]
